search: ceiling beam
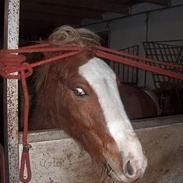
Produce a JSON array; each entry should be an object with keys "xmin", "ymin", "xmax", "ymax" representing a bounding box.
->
[
  {"xmin": 32, "ymin": 0, "xmax": 130, "ymax": 14},
  {"xmin": 21, "ymin": 2, "xmax": 103, "ymax": 19},
  {"xmin": 138, "ymin": 0, "xmax": 171, "ymax": 6}
]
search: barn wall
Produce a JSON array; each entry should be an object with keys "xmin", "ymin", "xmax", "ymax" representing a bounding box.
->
[
  {"xmin": 83, "ymin": 1, "xmax": 183, "ymax": 88},
  {"xmin": 83, "ymin": 1, "xmax": 183, "ymax": 49},
  {"xmin": 110, "ymin": 5, "xmax": 183, "ymax": 50},
  {"xmin": 19, "ymin": 115, "xmax": 183, "ymax": 183}
]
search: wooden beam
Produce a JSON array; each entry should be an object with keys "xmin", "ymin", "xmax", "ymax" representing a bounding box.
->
[
  {"xmin": 21, "ymin": 2, "xmax": 102, "ymax": 19},
  {"xmin": 33, "ymin": 0, "xmax": 130, "ymax": 14},
  {"xmin": 138, "ymin": 0, "xmax": 170, "ymax": 6}
]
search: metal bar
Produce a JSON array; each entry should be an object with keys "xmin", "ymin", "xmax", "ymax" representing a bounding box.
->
[
  {"xmin": 120, "ymin": 45, "xmax": 139, "ymax": 85},
  {"xmin": 157, "ymin": 43, "xmax": 167, "ymax": 83},
  {"xmin": 3, "ymin": 0, "xmax": 20, "ymax": 182},
  {"xmin": 143, "ymin": 41, "xmax": 183, "ymax": 88}
]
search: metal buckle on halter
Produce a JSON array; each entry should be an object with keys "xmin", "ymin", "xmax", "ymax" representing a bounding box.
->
[{"xmin": 23, "ymin": 144, "xmax": 32, "ymax": 153}]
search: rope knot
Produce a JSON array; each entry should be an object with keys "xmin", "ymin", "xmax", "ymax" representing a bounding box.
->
[{"xmin": 0, "ymin": 51, "xmax": 26, "ymax": 66}]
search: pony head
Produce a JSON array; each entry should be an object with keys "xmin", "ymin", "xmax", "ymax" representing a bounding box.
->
[{"xmin": 35, "ymin": 25, "xmax": 147, "ymax": 182}]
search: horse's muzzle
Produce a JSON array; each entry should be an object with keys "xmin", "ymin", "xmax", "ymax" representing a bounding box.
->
[
  {"xmin": 106, "ymin": 155, "xmax": 147, "ymax": 183},
  {"xmin": 123, "ymin": 160, "xmax": 144, "ymax": 182}
]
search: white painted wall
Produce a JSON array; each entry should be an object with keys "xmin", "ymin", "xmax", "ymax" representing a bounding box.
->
[
  {"xmin": 148, "ymin": 6, "xmax": 183, "ymax": 41},
  {"xmin": 82, "ymin": 1, "xmax": 183, "ymax": 88}
]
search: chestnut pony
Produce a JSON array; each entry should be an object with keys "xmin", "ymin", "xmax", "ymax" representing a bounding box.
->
[{"xmin": 30, "ymin": 26, "xmax": 147, "ymax": 182}]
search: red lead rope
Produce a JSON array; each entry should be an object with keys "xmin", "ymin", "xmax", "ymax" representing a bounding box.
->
[
  {"xmin": 0, "ymin": 44, "xmax": 82, "ymax": 183},
  {"xmin": 96, "ymin": 47, "xmax": 183, "ymax": 80},
  {"xmin": 0, "ymin": 43, "xmax": 183, "ymax": 183},
  {"xmin": 19, "ymin": 70, "xmax": 32, "ymax": 183}
]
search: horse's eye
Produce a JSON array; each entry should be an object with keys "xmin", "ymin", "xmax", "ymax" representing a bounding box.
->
[{"xmin": 73, "ymin": 87, "xmax": 88, "ymax": 97}]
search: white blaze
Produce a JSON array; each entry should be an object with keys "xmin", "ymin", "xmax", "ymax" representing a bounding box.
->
[{"xmin": 79, "ymin": 57, "xmax": 146, "ymax": 167}]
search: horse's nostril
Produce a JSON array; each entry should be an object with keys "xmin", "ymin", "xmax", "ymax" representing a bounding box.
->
[{"xmin": 124, "ymin": 160, "xmax": 134, "ymax": 177}]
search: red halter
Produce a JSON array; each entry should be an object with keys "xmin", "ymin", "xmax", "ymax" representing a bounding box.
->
[{"xmin": 0, "ymin": 43, "xmax": 182, "ymax": 182}]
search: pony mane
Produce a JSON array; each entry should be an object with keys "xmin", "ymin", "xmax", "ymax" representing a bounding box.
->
[
  {"xmin": 48, "ymin": 25, "xmax": 101, "ymax": 46},
  {"xmin": 35, "ymin": 25, "xmax": 101, "ymax": 91}
]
